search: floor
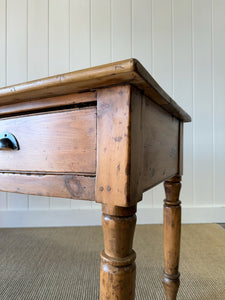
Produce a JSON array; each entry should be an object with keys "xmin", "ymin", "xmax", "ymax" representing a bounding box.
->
[{"xmin": 0, "ymin": 223, "xmax": 224, "ymax": 299}]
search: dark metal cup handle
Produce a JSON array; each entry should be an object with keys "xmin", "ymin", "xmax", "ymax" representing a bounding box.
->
[{"xmin": 0, "ymin": 133, "xmax": 19, "ymax": 150}]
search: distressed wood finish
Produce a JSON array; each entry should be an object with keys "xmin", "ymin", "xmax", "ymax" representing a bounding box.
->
[
  {"xmin": 130, "ymin": 87, "xmax": 144, "ymax": 202},
  {"xmin": 96, "ymin": 85, "xmax": 131, "ymax": 206},
  {"xmin": 163, "ymin": 175, "xmax": 182, "ymax": 300},
  {"xmin": 0, "ymin": 59, "xmax": 191, "ymax": 122},
  {"xmin": 0, "ymin": 91, "xmax": 96, "ymax": 117},
  {"xmin": 100, "ymin": 205, "xmax": 137, "ymax": 300},
  {"xmin": 178, "ymin": 122, "xmax": 184, "ymax": 175},
  {"xmin": 96, "ymin": 85, "xmax": 144, "ymax": 207},
  {"xmin": 0, "ymin": 107, "xmax": 96, "ymax": 173},
  {"xmin": 142, "ymin": 96, "xmax": 180, "ymax": 190},
  {"xmin": 96, "ymin": 85, "xmax": 180, "ymax": 206},
  {"xmin": 0, "ymin": 59, "xmax": 191, "ymax": 299},
  {"xmin": 0, "ymin": 173, "xmax": 95, "ymax": 200}
]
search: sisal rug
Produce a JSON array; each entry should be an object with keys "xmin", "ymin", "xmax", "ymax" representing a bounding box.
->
[{"xmin": 0, "ymin": 224, "xmax": 224, "ymax": 299}]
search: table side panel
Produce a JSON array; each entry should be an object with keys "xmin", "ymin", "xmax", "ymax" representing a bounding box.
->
[
  {"xmin": 142, "ymin": 95, "xmax": 179, "ymax": 191},
  {"xmin": 130, "ymin": 87, "xmax": 144, "ymax": 203},
  {"xmin": 178, "ymin": 122, "xmax": 183, "ymax": 176}
]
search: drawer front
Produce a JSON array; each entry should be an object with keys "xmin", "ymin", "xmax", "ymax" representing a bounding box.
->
[{"xmin": 0, "ymin": 107, "xmax": 96, "ymax": 173}]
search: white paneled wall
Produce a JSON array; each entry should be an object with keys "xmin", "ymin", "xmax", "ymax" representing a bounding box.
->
[{"xmin": 0, "ymin": 0, "xmax": 224, "ymax": 227}]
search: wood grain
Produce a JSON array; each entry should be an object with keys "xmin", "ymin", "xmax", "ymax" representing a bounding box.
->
[
  {"xmin": 163, "ymin": 175, "xmax": 182, "ymax": 300},
  {"xmin": 95, "ymin": 85, "xmax": 131, "ymax": 206},
  {"xmin": 0, "ymin": 91, "xmax": 96, "ymax": 117},
  {"xmin": 100, "ymin": 205, "xmax": 136, "ymax": 300},
  {"xmin": 0, "ymin": 173, "xmax": 95, "ymax": 200},
  {"xmin": 0, "ymin": 59, "xmax": 191, "ymax": 122},
  {"xmin": 0, "ymin": 107, "xmax": 96, "ymax": 173},
  {"xmin": 142, "ymin": 96, "xmax": 179, "ymax": 190},
  {"xmin": 178, "ymin": 122, "xmax": 183, "ymax": 175},
  {"xmin": 96, "ymin": 85, "xmax": 180, "ymax": 206},
  {"xmin": 0, "ymin": 39, "xmax": 191, "ymax": 300},
  {"xmin": 130, "ymin": 87, "xmax": 144, "ymax": 202}
]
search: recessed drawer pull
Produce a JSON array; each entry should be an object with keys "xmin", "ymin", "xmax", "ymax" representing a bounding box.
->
[{"xmin": 0, "ymin": 133, "xmax": 19, "ymax": 150}]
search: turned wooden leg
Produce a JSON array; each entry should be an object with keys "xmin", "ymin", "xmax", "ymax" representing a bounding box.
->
[
  {"xmin": 100, "ymin": 204, "xmax": 137, "ymax": 300},
  {"xmin": 163, "ymin": 175, "xmax": 182, "ymax": 300}
]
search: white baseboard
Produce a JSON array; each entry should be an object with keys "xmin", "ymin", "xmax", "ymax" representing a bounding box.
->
[
  {"xmin": 0, "ymin": 206, "xmax": 224, "ymax": 228},
  {"xmin": 137, "ymin": 206, "xmax": 225, "ymax": 224}
]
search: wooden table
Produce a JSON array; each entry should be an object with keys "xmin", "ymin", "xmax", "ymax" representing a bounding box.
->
[{"xmin": 0, "ymin": 59, "xmax": 191, "ymax": 300}]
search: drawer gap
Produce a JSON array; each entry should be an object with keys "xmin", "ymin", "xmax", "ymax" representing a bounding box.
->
[
  {"xmin": 0, "ymin": 170, "xmax": 96, "ymax": 177},
  {"xmin": 0, "ymin": 100, "xmax": 97, "ymax": 119}
]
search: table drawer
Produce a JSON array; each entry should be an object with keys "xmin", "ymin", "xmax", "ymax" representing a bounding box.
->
[{"xmin": 0, "ymin": 107, "xmax": 96, "ymax": 173}]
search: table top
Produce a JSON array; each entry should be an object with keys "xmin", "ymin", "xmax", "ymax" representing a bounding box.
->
[
  {"xmin": 0, "ymin": 59, "xmax": 191, "ymax": 205},
  {"xmin": 0, "ymin": 58, "xmax": 191, "ymax": 122}
]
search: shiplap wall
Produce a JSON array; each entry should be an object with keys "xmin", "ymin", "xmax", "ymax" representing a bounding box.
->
[{"xmin": 0, "ymin": 0, "xmax": 224, "ymax": 227}]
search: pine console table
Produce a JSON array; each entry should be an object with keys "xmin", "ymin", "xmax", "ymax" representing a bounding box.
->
[{"xmin": 0, "ymin": 59, "xmax": 191, "ymax": 300}]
